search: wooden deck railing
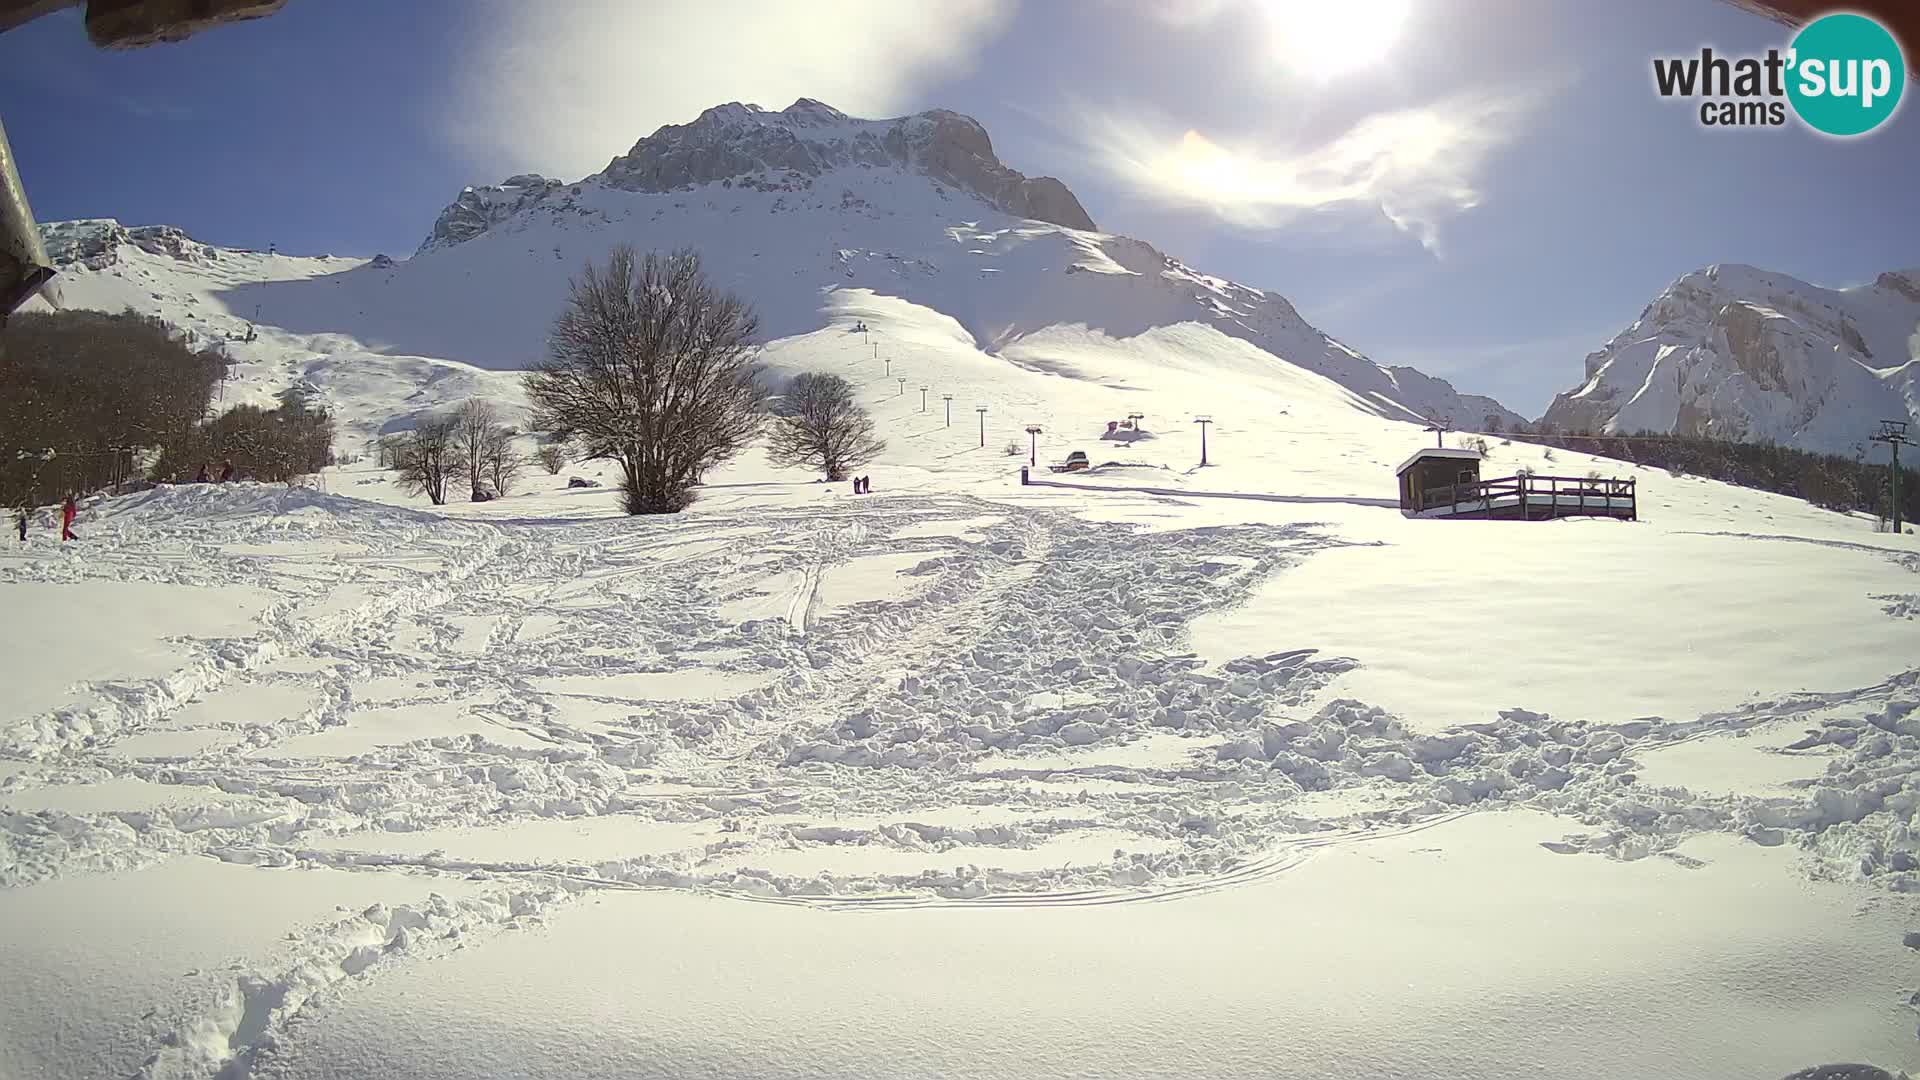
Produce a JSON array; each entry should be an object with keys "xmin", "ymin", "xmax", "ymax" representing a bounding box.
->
[{"xmin": 1420, "ymin": 474, "xmax": 1636, "ymax": 519}]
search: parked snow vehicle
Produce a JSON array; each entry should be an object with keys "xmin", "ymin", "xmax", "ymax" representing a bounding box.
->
[{"xmin": 1048, "ymin": 450, "xmax": 1090, "ymax": 473}]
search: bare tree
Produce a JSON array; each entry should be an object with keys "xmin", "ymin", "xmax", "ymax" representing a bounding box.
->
[
  {"xmin": 766, "ymin": 373, "xmax": 885, "ymax": 481},
  {"xmin": 524, "ymin": 246, "xmax": 767, "ymax": 514},
  {"xmin": 482, "ymin": 423, "xmax": 523, "ymax": 498},
  {"xmin": 450, "ymin": 399, "xmax": 508, "ymax": 501},
  {"xmin": 394, "ymin": 413, "xmax": 457, "ymax": 505},
  {"xmin": 376, "ymin": 433, "xmax": 407, "ymax": 469},
  {"xmin": 535, "ymin": 443, "xmax": 569, "ymax": 475}
]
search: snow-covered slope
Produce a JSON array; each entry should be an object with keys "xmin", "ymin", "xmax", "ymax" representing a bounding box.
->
[
  {"xmin": 30, "ymin": 99, "xmax": 1523, "ymax": 441},
  {"xmin": 1541, "ymin": 263, "xmax": 1920, "ymax": 454},
  {"xmin": 25, "ymin": 220, "xmax": 527, "ymax": 446},
  {"xmin": 10, "ymin": 100, "xmax": 1920, "ymax": 1080}
]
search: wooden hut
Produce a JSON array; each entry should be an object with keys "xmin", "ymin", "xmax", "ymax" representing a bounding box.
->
[
  {"xmin": 1396, "ymin": 446, "xmax": 1638, "ymax": 521},
  {"xmin": 1396, "ymin": 448, "xmax": 1484, "ymax": 513}
]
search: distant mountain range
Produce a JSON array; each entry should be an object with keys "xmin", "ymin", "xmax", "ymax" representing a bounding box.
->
[{"xmin": 50, "ymin": 97, "xmax": 1910, "ymax": 458}]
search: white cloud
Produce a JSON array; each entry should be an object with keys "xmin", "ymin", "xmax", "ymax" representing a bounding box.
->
[
  {"xmin": 1123, "ymin": 0, "xmax": 1238, "ymax": 27},
  {"xmin": 1072, "ymin": 88, "xmax": 1540, "ymax": 254},
  {"xmin": 440, "ymin": 0, "xmax": 1015, "ymax": 180}
]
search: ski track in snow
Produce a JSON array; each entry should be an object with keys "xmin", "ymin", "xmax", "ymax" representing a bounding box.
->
[{"xmin": 4, "ymin": 484, "xmax": 1920, "ymax": 1076}]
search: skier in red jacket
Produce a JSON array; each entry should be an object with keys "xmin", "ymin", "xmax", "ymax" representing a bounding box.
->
[{"xmin": 60, "ymin": 496, "xmax": 77, "ymax": 542}]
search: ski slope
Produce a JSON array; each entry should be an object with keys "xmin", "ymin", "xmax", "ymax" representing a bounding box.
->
[
  {"xmin": 3, "ymin": 422, "xmax": 1918, "ymax": 1078},
  {"xmin": 6, "ymin": 104, "xmax": 1920, "ymax": 1078}
]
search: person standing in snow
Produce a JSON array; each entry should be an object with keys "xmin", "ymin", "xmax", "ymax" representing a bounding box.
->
[
  {"xmin": 219, "ymin": 459, "xmax": 236, "ymax": 483},
  {"xmin": 60, "ymin": 495, "xmax": 77, "ymax": 542},
  {"xmin": 192, "ymin": 462, "xmax": 211, "ymax": 484},
  {"xmin": 15, "ymin": 506, "xmax": 27, "ymax": 543}
]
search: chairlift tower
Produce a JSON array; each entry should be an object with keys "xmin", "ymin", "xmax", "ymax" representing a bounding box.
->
[
  {"xmin": 1872, "ymin": 419, "xmax": 1914, "ymax": 533},
  {"xmin": 919, "ymin": 385, "xmax": 929, "ymax": 412},
  {"xmin": 943, "ymin": 394, "xmax": 953, "ymax": 427},
  {"xmin": 1025, "ymin": 425, "xmax": 1043, "ymax": 466},
  {"xmin": 897, "ymin": 377, "xmax": 906, "ymax": 397},
  {"xmin": 1425, "ymin": 415, "xmax": 1453, "ymax": 448},
  {"xmin": 977, "ymin": 405, "xmax": 989, "ymax": 448},
  {"xmin": 1194, "ymin": 416, "xmax": 1212, "ymax": 467}
]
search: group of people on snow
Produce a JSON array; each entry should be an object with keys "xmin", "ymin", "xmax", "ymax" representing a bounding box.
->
[
  {"xmin": 191, "ymin": 459, "xmax": 238, "ymax": 484},
  {"xmin": 15, "ymin": 496, "xmax": 77, "ymax": 543},
  {"xmin": 14, "ymin": 459, "xmax": 240, "ymax": 544}
]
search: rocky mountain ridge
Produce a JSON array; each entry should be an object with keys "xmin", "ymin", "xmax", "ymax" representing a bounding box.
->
[
  {"xmin": 418, "ymin": 99, "xmax": 1094, "ymax": 256},
  {"xmin": 1541, "ymin": 263, "xmax": 1920, "ymax": 455}
]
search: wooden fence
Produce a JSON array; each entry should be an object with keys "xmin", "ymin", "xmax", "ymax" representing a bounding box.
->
[{"xmin": 1419, "ymin": 474, "xmax": 1636, "ymax": 521}]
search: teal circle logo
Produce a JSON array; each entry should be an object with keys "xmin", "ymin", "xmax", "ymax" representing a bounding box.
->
[{"xmin": 1786, "ymin": 12, "xmax": 1906, "ymax": 136}]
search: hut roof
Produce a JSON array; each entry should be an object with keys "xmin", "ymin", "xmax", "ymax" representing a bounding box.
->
[{"xmin": 1394, "ymin": 447, "xmax": 1484, "ymax": 476}]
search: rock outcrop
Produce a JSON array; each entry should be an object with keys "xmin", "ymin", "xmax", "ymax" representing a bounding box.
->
[
  {"xmin": 600, "ymin": 100, "xmax": 1094, "ymax": 232},
  {"xmin": 418, "ymin": 174, "xmax": 568, "ymax": 254},
  {"xmin": 1540, "ymin": 263, "xmax": 1920, "ymax": 453},
  {"xmin": 417, "ymin": 99, "xmax": 1095, "ymax": 255},
  {"xmin": 39, "ymin": 220, "xmax": 219, "ymax": 269}
]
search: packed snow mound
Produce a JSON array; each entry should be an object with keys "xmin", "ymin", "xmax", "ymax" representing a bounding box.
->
[
  {"xmin": 106, "ymin": 481, "xmax": 442, "ymax": 526},
  {"xmin": 1541, "ymin": 262, "xmax": 1920, "ymax": 454},
  {"xmin": 418, "ymin": 98, "xmax": 1093, "ymax": 255}
]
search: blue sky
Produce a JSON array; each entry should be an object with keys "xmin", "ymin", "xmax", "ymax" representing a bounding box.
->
[{"xmin": 2, "ymin": 0, "xmax": 1915, "ymax": 415}]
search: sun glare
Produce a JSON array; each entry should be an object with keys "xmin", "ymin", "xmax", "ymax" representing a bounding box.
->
[{"xmin": 1261, "ymin": 0, "xmax": 1411, "ymax": 81}]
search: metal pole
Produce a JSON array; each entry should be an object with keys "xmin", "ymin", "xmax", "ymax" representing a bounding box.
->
[
  {"xmin": 1873, "ymin": 420, "xmax": 1913, "ymax": 534},
  {"xmin": 943, "ymin": 395, "xmax": 953, "ymax": 427},
  {"xmin": 1194, "ymin": 418, "xmax": 1211, "ymax": 466},
  {"xmin": 1025, "ymin": 425, "xmax": 1042, "ymax": 466},
  {"xmin": 897, "ymin": 377, "xmax": 906, "ymax": 397},
  {"xmin": 1894, "ymin": 436, "xmax": 1905, "ymax": 534},
  {"xmin": 977, "ymin": 407, "xmax": 988, "ymax": 448},
  {"xmin": 0, "ymin": 113, "xmax": 57, "ymax": 324},
  {"xmin": 919, "ymin": 386, "xmax": 928, "ymax": 412}
]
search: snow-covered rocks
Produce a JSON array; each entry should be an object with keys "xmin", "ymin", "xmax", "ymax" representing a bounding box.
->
[
  {"xmin": 1541, "ymin": 262, "xmax": 1920, "ymax": 453},
  {"xmin": 417, "ymin": 173, "xmax": 569, "ymax": 254},
  {"xmin": 38, "ymin": 219, "xmax": 221, "ymax": 270},
  {"xmin": 415, "ymin": 100, "xmax": 1095, "ymax": 259},
  {"xmin": 594, "ymin": 100, "xmax": 1095, "ymax": 230}
]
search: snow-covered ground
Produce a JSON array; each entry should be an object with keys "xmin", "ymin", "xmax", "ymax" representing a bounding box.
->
[
  {"xmin": 4, "ymin": 407, "xmax": 1918, "ymax": 1077},
  {"xmin": 7, "ymin": 109, "xmax": 1920, "ymax": 1076}
]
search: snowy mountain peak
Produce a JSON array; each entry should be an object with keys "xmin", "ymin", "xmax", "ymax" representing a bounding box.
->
[
  {"xmin": 682, "ymin": 97, "xmax": 852, "ymax": 131},
  {"xmin": 417, "ymin": 99, "xmax": 1096, "ymax": 255},
  {"xmin": 1542, "ymin": 262, "xmax": 1920, "ymax": 453}
]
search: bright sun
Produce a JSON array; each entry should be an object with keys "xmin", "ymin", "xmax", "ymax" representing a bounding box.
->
[{"xmin": 1260, "ymin": 0, "xmax": 1412, "ymax": 81}]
